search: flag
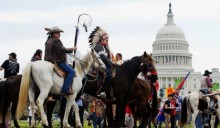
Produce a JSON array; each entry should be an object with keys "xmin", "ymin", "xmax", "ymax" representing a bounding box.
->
[
  {"xmin": 212, "ymin": 83, "xmax": 219, "ymax": 91},
  {"xmin": 176, "ymin": 71, "xmax": 191, "ymax": 90},
  {"xmin": 157, "ymin": 103, "xmax": 165, "ymax": 122},
  {"xmin": 174, "ymin": 78, "xmax": 182, "ymax": 88}
]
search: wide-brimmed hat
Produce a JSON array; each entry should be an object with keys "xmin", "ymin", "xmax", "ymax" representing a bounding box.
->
[
  {"xmin": 8, "ymin": 52, "xmax": 17, "ymax": 59},
  {"xmin": 203, "ymin": 70, "xmax": 212, "ymax": 76},
  {"xmin": 44, "ymin": 27, "xmax": 64, "ymax": 35}
]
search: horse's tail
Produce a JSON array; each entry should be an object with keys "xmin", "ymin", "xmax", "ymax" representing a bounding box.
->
[
  {"xmin": 150, "ymin": 83, "xmax": 158, "ymax": 120},
  {"xmin": 16, "ymin": 62, "xmax": 32, "ymax": 119},
  {"xmin": 180, "ymin": 96, "xmax": 188, "ymax": 126}
]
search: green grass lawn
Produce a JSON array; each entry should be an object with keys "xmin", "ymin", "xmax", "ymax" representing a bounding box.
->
[
  {"xmin": 14, "ymin": 121, "xmax": 197, "ymax": 128},
  {"xmin": 17, "ymin": 120, "xmax": 93, "ymax": 128}
]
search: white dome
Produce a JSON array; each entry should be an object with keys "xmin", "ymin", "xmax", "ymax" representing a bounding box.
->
[
  {"xmin": 156, "ymin": 24, "xmax": 186, "ymax": 39},
  {"xmin": 152, "ymin": 3, "xmax": 193, "ymax": 72}
]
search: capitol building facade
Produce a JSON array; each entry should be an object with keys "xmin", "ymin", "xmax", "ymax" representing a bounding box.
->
[{"xmin": 152, "ymin": 4, "xmax": 220, "ymax": 97}]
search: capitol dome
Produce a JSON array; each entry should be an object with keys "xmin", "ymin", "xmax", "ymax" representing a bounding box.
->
[
  {"xmin": 156, "ymin": 25, "xmax": 186, "ymax": 40},
  {"xmin": 150, "ymin": 3, "xmax": 220, "ymax": 99},
  {"xmin": 152, "ymin": 3, "xmax": 192, "ymax": 72}
]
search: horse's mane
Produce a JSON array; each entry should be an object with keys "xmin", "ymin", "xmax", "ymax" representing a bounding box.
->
[
  {"xmin": 119, "ymin": 56, "xmax": 142, "ymax": 76},
  {"xmin": 121, "ymin": 56, "xmax": 140, "ymax": 66},
  {"xmin": 75, "ymin": 52, "xmax": 92, "ymax": 75}
]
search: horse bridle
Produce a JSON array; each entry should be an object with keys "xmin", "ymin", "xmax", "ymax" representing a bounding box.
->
[{"xmin": 140, "ymin": 56, "xmax": 155, "ymax": 75}]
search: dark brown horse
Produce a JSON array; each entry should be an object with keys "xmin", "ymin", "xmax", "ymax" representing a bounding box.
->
[
  {"xmin": 0, "ymin": 75, "xmax": 22, "ymax": 128},
  {"xmin": 107, "ymin": 52, "xmax": 157, "ymax": 127},
  {"xmin": 0, "ymin": 80, "xmax": 6, "ymax": 125},
  {"xmin": 128, "ymin": 78, "xmax": 158, "ymax": 128}
]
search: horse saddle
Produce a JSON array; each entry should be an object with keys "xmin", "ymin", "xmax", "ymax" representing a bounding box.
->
[
  {"xmin": 53, "ymin": 64, "xmax": 66, "ymax": 78},
  {"xmin": 199, "ymin": 89, "xmax": 207, "ymax": 94},
  {"xmin": 53, "ymin": 63, "xmax": 76, "ymax": 78}
]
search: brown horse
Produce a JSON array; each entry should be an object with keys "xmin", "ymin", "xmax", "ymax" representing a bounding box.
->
[
  {"xmin": 0, "ymin": 80, "xmax": 5, "ymax": 124},
  {"xmin": 128, "ymin": 78, "xmax": 158, "ymax": 128},
  {"xmin": 0, "ymin": 75, "xmax": 22, "ymax": 128}
]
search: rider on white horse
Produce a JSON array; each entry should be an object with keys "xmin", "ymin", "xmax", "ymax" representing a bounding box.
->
[
  {"xmin": 44, "ymin": 27, "xmax": 77, "ymax": 95},
  {"xmin": 200, "ymin": 70, "xmax": 218, "ymax": 104},
  {"xmin": 200, "ymin": 70, "xmax": 213, "ymax": 94}
]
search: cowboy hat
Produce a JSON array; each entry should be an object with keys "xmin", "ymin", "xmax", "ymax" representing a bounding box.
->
[
  {"xmin": 203, "ymin": 70, "xmax": 212, "ymax": 76},
  {"xmin": 44, "ymin": 27, "xmax": 64, "ymax": 35}
]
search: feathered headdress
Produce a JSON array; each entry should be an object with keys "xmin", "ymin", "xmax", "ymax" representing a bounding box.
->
[{"xmin": 88, "ymin": 26, "xmax": 108, "ymax": 48}]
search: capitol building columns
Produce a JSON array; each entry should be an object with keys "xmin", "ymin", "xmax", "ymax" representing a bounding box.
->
[{"xmin": 155, "ymin": 55, "xmax": 192, "ymax": 66}]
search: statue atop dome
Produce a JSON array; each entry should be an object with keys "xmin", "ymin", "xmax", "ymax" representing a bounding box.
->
[{"xmin": 169, "ymin": 3, "xmax": 172, "ymax": 13}]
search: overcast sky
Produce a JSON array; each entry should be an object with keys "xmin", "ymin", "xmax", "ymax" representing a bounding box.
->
[{"xmin": 0, "ymin": 0, "xmax": 220, "ymax": 77}]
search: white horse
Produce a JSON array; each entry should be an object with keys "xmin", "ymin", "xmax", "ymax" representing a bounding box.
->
[
  {"xmin": 16, "ymin": 51, "xmax": 105, "ymax": 128},
  {"xmin": 180, "ymin": 90, "xmax": 220, "ymax": 128},
  {"xmin": 209, "ymin": 91, "xmax": 220, "ymax": 128}
]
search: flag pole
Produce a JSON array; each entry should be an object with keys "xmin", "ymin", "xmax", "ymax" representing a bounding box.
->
[{"xmin": 176, "ymin": 71, "xmax": 191, "ymax": 90}]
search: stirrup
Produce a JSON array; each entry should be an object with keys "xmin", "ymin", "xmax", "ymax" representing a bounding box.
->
[
  {"xmin": 97, "ymin": 92, "xmax": 106, "ymax": 99},
  {"xmin": 47, "ymin": 96, "xmax": 56, "ymax": 102}
]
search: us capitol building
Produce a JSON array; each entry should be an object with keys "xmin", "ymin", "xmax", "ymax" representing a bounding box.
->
[{"xmin": 152, "ymin": 3, "xmax": 220, "ymax": 97}]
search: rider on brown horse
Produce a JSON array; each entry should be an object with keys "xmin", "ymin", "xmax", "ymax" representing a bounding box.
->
[{"xmin": 88, "ymin": 26, "xmax": 115, "ymax": 97}]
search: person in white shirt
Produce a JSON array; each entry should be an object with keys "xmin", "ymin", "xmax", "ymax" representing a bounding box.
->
[{"xmin": 115, "ymin": 53, "xmax": 124, "ymax": 65}]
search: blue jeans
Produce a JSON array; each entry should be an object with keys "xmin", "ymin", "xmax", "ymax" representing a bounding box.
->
[
  {"xmin": 92, "ymin": 112, "xmax": 97, "ymax": 128},
  {"xmin": 102, "ymin": 66, "xmax": 112, "ymax": 91},
  {"xmin": 57, "ymin": 62, "xmax": 75, "ymax": 92},
  {"xmin": 196, "ymin": 113, "xmax": 203, "ymax": 128},
  {"xmin": 97, "ymin": 116, "xmax": 103, "ymax": 128}
]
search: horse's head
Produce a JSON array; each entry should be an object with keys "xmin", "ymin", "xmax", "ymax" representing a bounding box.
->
[{"xmin": 139, "ymin": 51, "xmax": 157, "ymax": 75}]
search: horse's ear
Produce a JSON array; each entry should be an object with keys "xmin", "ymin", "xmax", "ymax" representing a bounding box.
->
[{"xmin": 144, "ymin": 51, "xmax": 147, "ymax": 57}]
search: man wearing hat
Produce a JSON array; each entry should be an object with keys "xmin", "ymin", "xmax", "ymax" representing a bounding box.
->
[
  {"xmin": 44, "ymin": 26, "xmax": 77, "ymax": 95},
  {"xmin": 200, "ymin": 70, "xmax": 213, "ymax": 94},
  {"xmin": 0, "ymin": 52, "xmax": 20, "ymax": 78}
]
